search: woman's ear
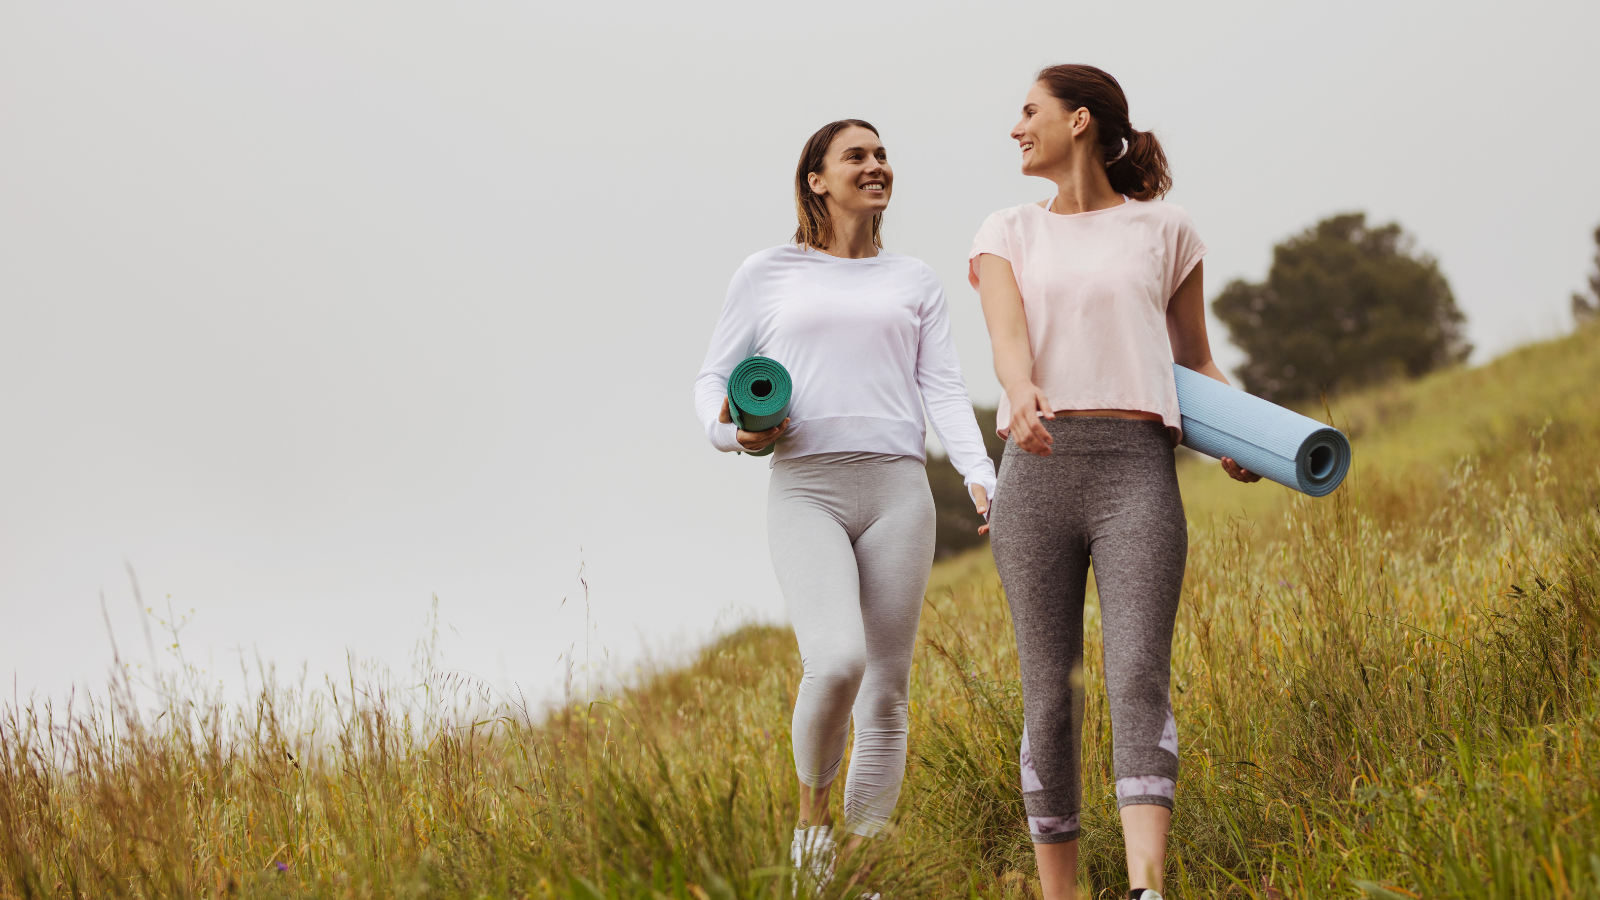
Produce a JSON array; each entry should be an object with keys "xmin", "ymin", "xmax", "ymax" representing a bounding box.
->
[
  {"xmin": 807, "ymin": 170, "xmax": 828, "ymax": 196},
  {"xmin": 1070, "ymin": 107, "xmax": 1092, "ymax": 138}
]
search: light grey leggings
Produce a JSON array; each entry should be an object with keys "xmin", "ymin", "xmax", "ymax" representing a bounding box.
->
[
  {"xmin": 768, "ymin": 453, "xmax": 936, "ymax": 837},
  {"xmin": 989, "ymin": 417, "xmax": 1187, "ymax": 845}
]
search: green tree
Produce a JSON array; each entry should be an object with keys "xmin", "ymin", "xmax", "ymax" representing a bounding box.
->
[
  {"xmin": 1572, "ymin": 222, "xmax": 1600, "ymax": 323},
  {"xmin": 1213, "ymin": 212, "xmax": 1471, "ymax": 403}
]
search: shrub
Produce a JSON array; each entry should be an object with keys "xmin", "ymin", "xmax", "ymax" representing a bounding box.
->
[{"xmin": 1214, "ymin": 213, "xmax": 1471, "ymax": 403}]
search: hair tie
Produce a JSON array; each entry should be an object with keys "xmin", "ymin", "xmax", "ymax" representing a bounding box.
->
[{"xmin": 1110, "ymin": 136, "xmax": 1130, "ymax": 163}]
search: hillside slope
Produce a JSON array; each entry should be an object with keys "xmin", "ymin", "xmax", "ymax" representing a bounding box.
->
[{"xmin": 4, "ymin": 326, "xmax": 1600, "ymax": 899}]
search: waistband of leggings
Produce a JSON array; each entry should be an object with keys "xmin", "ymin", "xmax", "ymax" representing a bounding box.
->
[
  {"xmin": 776, "ymin": 452, "xmax": 919, "ymax": 469},
  {"xmin": 1008, "ymin": 416, "xmax": 1174, "ymax": 456}
]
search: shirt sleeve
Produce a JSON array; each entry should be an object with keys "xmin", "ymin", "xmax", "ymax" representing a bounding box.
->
[
  {"xmin": 693, "ymin": 266, "xmax": 757, "ymax": 453},
  {"xmin": 967, "ymin": 210, "xmax": 1014, "ymax": 291},
  {"xmin": 1165, "ymin": 207, "xmax": 1208, "ymax": 303},
  {"xmin": 915, "ymin": 274, "xmax": 999, "ymax": 501}
]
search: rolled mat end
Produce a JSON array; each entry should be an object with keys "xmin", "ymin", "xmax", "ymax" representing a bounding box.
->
[
  {"xmin": 727, "ymin": 356, "xmax": 793, "ymax": 457},
  {"xmin": 1173, "ymin": 364, "xmax": 1353, "ymax": 497},
  {"xmin": 1295, "ymin": 427, "xmax": 1352, "ymax": 497}
]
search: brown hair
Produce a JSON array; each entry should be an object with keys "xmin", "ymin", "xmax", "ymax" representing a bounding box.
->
[
  {"xmin": 1035, "ymin": 64, "xmax": 1171, "ymax": 201},
  {"xmin": 793, "ymin": 119, "xmax": 883, "ymax": 250}
]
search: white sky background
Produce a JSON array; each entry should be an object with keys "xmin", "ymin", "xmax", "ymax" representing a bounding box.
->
[{"xmin": 3, "ymin": 1, "xmax": 1598, "ymax": 707}]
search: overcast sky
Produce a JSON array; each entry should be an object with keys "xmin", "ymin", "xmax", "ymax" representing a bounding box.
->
[{"xmin": 3, "ymin": 1, "xmax": 1598, "ymax": 707}]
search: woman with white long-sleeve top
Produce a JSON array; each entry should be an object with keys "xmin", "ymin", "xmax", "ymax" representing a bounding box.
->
[{"xmin": 693, "ymin": 119, "xmax": 995, "ymax": 883}]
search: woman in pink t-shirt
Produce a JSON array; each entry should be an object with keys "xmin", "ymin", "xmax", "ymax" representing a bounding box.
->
[{"xmin": 971, "ymin": 65, "xmax": 1258, "ymax": 900}]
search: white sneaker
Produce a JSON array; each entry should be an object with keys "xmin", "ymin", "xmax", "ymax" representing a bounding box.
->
[
  {"xmin": 1129, "ymin": 891, "xmax": 1165, "ymax": 900},
  {"xmin": 789, "ymin": 825, "xmax": 836, "ymax": 897}
]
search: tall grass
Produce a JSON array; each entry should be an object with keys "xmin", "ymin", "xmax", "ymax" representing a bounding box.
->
[{"xmin": 5, "ymin": 325, "xmax": 1600, "ymax": 899}]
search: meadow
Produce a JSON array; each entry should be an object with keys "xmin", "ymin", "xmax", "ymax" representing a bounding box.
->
[{"xmin": 4, "ymin": 324, "xmax": 1599, "ymax": 899}]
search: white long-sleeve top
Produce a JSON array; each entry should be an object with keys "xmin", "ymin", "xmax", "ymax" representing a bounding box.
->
[{"xmin": 694, "ymin": 245, "xmax": 998, "ymax": 500}]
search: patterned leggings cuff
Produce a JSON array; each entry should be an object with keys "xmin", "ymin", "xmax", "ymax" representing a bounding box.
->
[
  {"xmin": 1115, "ymin": 794, "xmax": 1175, "ymax": 810},
  {"xmin": 1115, "ymin": 775, "xmax": 1175, "ymax": 811},
  {"xmin": 1028, "ymin": 813, "xmax": 1081, "ymax": 843}
]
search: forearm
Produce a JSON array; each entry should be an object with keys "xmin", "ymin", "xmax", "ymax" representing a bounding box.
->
[
  {"xmin": 991, "ymin": 332, "xmax": 1038, "ymax": 396},
  {"xmin": 917, "ymin": 351, "xmax": 999, "ymax": 497},
  {"xmin": 1190, "ymin": 358, "xmax": 1231, "ymax": 386},
  {"xmin": 1171, "ymin": 346, "xmax": 1227, "ymax": 383},
  {"xmin": 976, "ymin": 254, "xmax": 1040, "ymax": 396},
  {"xmin": 697, "ymin": 266, "xmax": 761, "ymax": 453},
  {"xmin": 693, "ymin": 375, "xmax": 743, "ymax": 452},
  {"xmin": 925, "ymin": 396, "xmax": 998, "ymax": 496},
  {"xmin": 915, "ymin": 284, "xmax": 999, "ymax": 500},
  {"xmin": 1166, "ymin": 261, "xmax": 1227, "ymax": 385},
  {"xmin": 1172, "ymin": 343, "xmax": 1230, "ymax": 387}
]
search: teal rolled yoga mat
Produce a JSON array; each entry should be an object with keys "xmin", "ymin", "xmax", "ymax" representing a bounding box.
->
[
  {"xmin": 1172, "ymin": 364, "xmax": 1351, "ymax": 497},
  {"xmin": 727, "ymin": 356, "xmax": 792, "ymax": 457}
]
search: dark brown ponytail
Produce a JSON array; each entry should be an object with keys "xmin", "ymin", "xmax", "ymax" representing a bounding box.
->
[{"xmin": 1035, "ymin": 64, "xmax": 1172, "ymax": 201}]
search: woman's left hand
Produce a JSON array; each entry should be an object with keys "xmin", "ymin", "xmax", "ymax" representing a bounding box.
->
[
  {"xmin": 970, "ymin": 484, "xmax": 990, "ymax": 535},
  {"xmin": 1221, "ymin": 457, "xmax": 1262, "ymax": 483}
]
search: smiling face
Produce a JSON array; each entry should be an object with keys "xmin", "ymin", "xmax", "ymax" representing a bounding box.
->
[
  {"xmin": 1012, "ymin": 81, "xmax": 1093, "ymax": 177},
  {"xmin": 806, "ymin": 125, "xmax": 892, "ymax": 216}
]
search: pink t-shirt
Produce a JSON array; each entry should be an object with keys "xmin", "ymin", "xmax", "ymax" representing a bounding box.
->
[{"xmin": 968, "ymin": 198, "xmax": 1206, "ymax": 440}]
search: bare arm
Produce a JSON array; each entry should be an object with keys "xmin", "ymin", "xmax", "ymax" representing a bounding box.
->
[
  {"xmin": 976, "ymin": 253, "xmax": 1056, "ymax": 456},
  {"xmin": 1165, "ymin": 260, "xmax": 1230, "ymax": 382},
  {"xmin": 1165, "ymin": 260, "xmax": 1260, "ymax": 483}
]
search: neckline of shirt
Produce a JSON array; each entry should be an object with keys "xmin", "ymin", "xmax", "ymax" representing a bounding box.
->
[
  {"xmin": 794, "ymin": 245, "xmax": 893, "ymax": 264},
  {"xmin": 1037, "ymin": 195, "xmax": 1133, "ymax": 218}
]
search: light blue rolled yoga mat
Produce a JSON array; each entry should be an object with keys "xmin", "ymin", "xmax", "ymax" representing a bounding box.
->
[
  {"xmin": 1172, "ymin": 364, "xmax": 1352, "ymax": 497},
  {"xmin": 726, "ymin": 356, "xmax": 792, "ymax": 458}
]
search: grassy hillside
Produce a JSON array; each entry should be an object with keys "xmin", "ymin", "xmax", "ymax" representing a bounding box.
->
[{"xmin": 5, "ymin": 325, "xmax": 1600, "ymax": 899}]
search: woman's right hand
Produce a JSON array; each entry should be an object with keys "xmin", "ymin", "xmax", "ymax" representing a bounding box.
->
[
  {"xmin": 977, "ymin": 255, "xmax": 1053, "ymax": 457},
  {"xmin": 720, "ymin": 397, "xmax": 790, "ymax": 453},
  {"xmin": 1007, "ymin": 383, "xmax": 1056, "ymax": 456}
]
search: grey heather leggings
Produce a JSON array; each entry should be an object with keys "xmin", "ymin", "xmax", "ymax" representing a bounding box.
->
[
  {"xmin": 768, "ymin": 453, "xmax": 936, "ymax": 837},
  {"xmin": 989, "ymin": 418, "xmax": 1187, "ymax": 844}
]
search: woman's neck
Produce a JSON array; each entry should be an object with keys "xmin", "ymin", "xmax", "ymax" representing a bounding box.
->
[
  {"xmin": 1046, "ymin": 156, "xmax": 1123, "ymax": 215},
  {"xmin": 816, "ymin": 210, "xmax": 878, "ymax": 259}
]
